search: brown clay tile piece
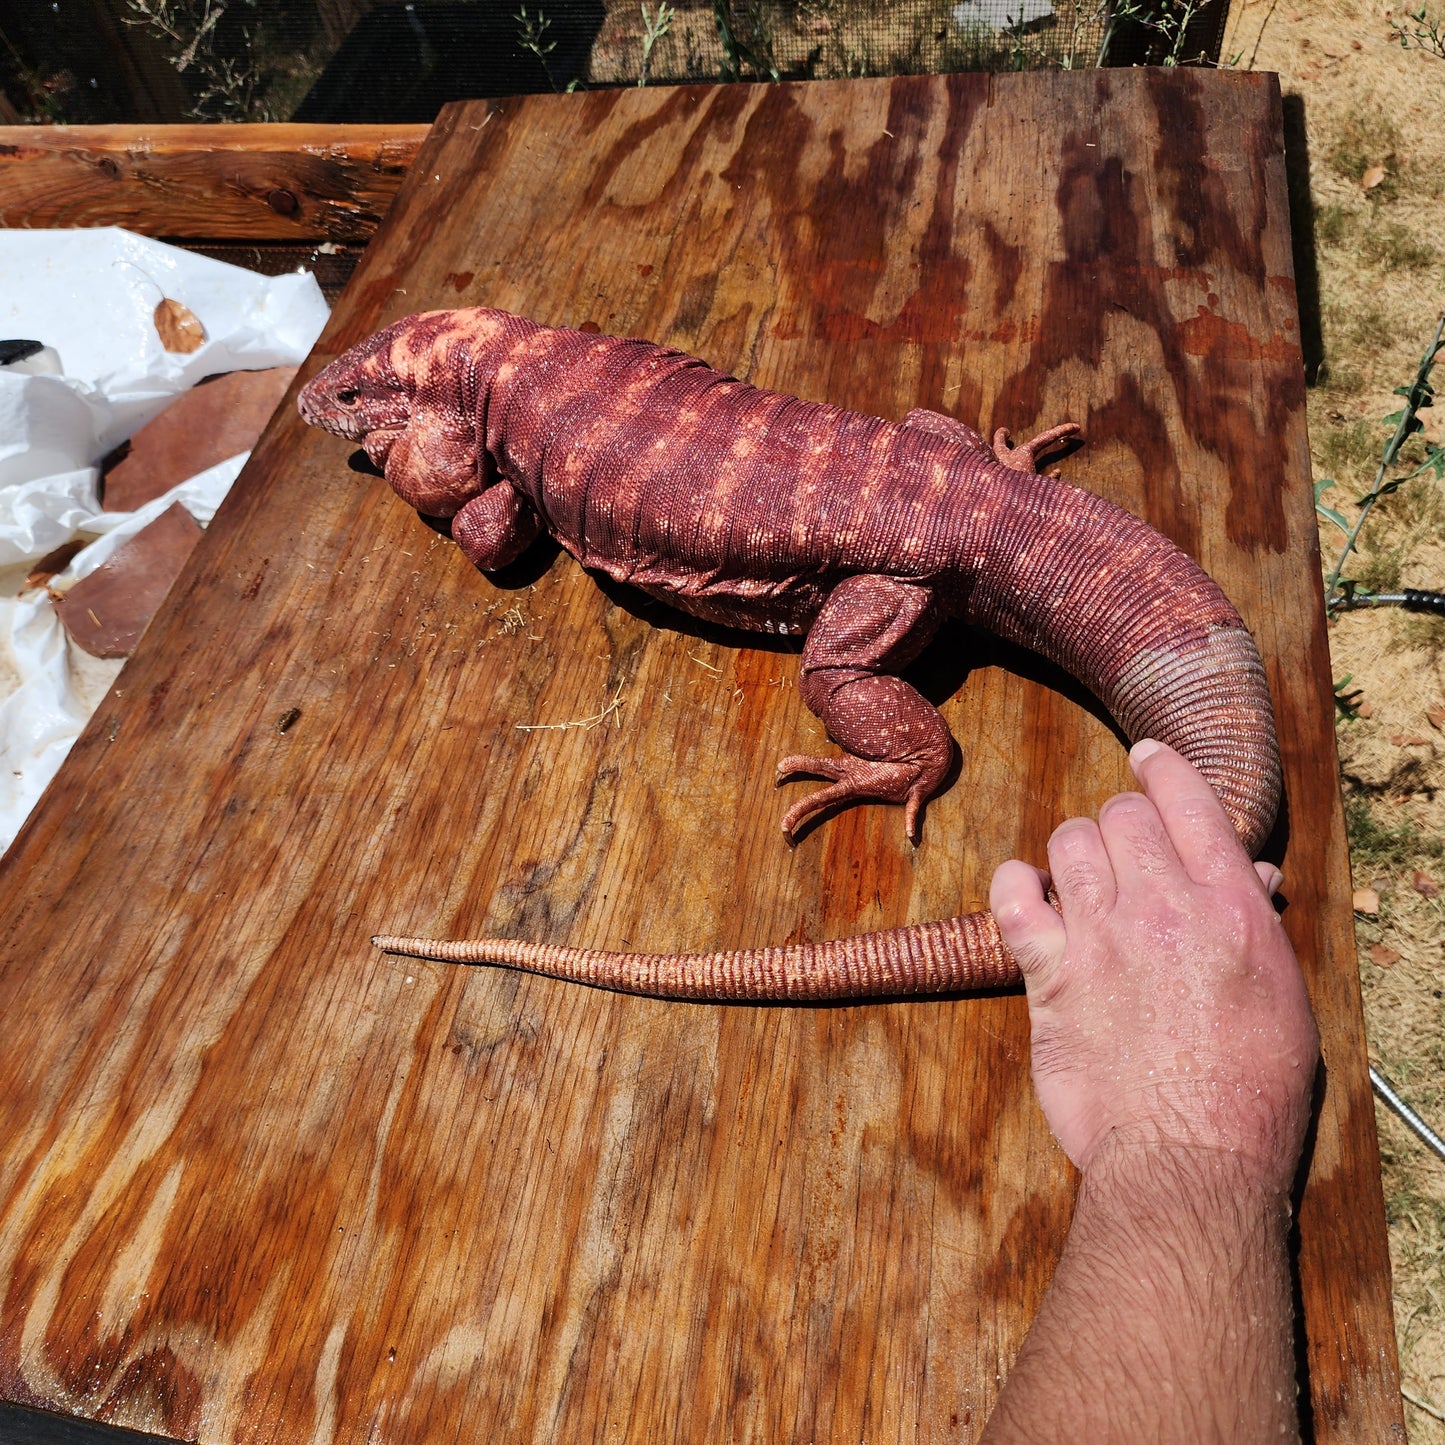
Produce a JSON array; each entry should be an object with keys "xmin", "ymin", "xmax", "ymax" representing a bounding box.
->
[
  {"xmin": 53, "ymin": 503, "xmax": 203, "ymax": 658},
  {"xmin": 102, "ymin": 366, "xmax": 297, "ymax": 512}
]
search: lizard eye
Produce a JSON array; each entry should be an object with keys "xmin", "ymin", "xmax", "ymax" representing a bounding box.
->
[{"xmin": 336, "ymin": 388, "xmax": 360, "ymax": 405}]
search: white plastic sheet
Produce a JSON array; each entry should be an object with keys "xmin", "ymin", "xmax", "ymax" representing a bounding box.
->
[{"xmin": 0, "ymin": 229, "xmax": 329, "ymax": 854}]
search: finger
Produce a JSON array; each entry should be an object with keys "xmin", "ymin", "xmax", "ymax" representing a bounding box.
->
[
  {"xmin": 990, "ymin": 860, "xmax": 1065, "ymax": 981},
  {"xmin": 1095, "ymin": 789, "xmax": 1186, "ymax": 892},
  {"xmin": 1045, "ymin": 817, "xmax": 1117, "ymax": 918},
  {"xmin": 1255, "ymin": 861, "xmax": 1284, "ymax": 896},
  {"xmin": 1128, "ymin": 738, "xmax": 1253, "ymax": 884}
]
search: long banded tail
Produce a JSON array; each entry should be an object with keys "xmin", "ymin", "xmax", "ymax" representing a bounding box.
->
[{"xmin": 373, "ymin": 910, "xmax": 1019, "ymax": 1000}]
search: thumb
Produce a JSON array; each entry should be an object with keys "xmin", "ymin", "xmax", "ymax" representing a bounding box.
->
[
  {"xmin": 1256, "ymin": 861, "xmax": 1284, "ymax": 897},
  {"xmin": 990, "ymin": 860, "xmax": 1067, "ymax": 985}
]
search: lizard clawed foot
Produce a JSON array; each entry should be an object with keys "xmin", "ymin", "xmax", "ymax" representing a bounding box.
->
[
  {"xmin": 992, "ymin": 422, "xmax": 1082, "ymax": 474},
  {"xmin": 776, "ymin": 754, "xmax": 933, "ymax": 843}
]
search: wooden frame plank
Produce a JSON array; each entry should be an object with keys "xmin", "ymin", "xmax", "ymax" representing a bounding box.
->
[{"xmin": 0, "ymin": 124, "xmax": 428, "ymax": 240}]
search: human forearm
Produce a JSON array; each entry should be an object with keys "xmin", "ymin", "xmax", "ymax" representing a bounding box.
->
[{"xmin": 983, "ymin": 1136, "xmax": 1299, "ymax": 1443}]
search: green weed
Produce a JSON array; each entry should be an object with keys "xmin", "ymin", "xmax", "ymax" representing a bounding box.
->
[
  {"xmin": 1327, "ymin": 105, "xmax": 1402, "ymax": 192},
  {"xmin": 1337, "ymin": 301, "xmax": 1397, "ymax": 353},
  {"xmin": 1315, "ymin": 202, "xmax": 1355, "ymax": 246},
  {"xmin": 1359, "ymin": 220, "xmax": 1439, "ymax": 271},
  {"xmin": 1319, "ymin": 419, "xmax": 1379, "ymax": 477},
  {"xmin": 123, "ymin": 0, "xmax": 270, "ymax": 120},
  {"xmin": 1345, "ymin": 793, "xmax": 1445, "ymax": 872},
  {"xmin": 638, "ymin": 2, "xmax": 676, "ymax": 86},
  {"xmin": 1389, "ymin": 2, "xmax": 1445, "ymax": 59}
]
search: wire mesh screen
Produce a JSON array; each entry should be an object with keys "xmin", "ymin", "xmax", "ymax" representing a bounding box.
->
[
  {"xmin": 589, "ymin": 0, "xmax": 1116, "ymax": 87},
  {"xmin": 0, "ymin": 0, "xmax": 1227, "ymax": 126}
]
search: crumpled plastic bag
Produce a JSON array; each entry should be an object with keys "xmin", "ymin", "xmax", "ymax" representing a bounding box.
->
[{"xmin": 0, "ymin": 229, "xmax": 329, "ymax": 855}]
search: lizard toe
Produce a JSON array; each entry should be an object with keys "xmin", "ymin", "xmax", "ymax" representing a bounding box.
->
[
  {"xmin": 776, "ymin": 753, "xmax": 849, "ymax": 784},
  {"xmin": 779, "ymin": 757, "xmax": 939, "ymax": 839},
  {"xmin": 781, "ymin": 778, "xmax": 861, "ymax": 837},
  {"xmin": 903, "ymin": 781, "xmax": 931, "ymax": 844}
]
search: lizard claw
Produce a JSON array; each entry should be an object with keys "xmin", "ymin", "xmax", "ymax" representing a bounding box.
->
[
  {"xmin": 992, "ymin": 422, "xmax": 1082, "ymax": 473},
  {"xmin": 777, "ymin": 754, "xmax": 932, "ymax": 842}
]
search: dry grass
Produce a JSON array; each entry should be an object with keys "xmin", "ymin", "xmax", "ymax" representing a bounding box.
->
[{"xmin": 1222, "ymin": 0, "xmax": 1445, "ymax": 1431}]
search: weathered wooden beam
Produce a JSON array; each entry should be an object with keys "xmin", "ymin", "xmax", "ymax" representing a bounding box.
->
[{"xmin": 0, "ymin": 124, "xmax": 428, "ymax": 240}]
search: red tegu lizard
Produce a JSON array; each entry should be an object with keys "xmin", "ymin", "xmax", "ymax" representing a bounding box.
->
[{"xmin": 298, "ymin": 307, "xmax": 1279, "ymax": 1000}]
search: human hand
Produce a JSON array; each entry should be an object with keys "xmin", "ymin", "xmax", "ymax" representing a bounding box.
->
[{"xmin": 989, "ymin": 740, "xmax": 1319, "ymax": 1194}]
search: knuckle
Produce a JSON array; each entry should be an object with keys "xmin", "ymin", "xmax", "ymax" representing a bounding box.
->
[
  {"xmin": 1054, "ymin": 858, "xmax": 1098, "ymax": 887},
  {"xmin": 1054, "ymin": 859, "xmax": 1107, "ymax": 905}
]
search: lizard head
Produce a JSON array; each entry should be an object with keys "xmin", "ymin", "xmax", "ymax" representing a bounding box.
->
[
  {"xmin": 298, "ymin": 311, "xmax": 485, "ymax": 517},
  {"xmin": 298, "ymin": 323, "xmax": 412, "ymax": 459}
]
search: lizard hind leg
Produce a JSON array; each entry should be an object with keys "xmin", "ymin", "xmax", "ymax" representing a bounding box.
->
[{"xmin": 779, "ymin": 574, "xmax": 953, "ymax": 843}]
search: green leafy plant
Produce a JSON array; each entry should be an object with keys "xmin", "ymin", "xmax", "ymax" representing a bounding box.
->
[
  {"xmin": 1098, "ymin": 0, "xmax": 1220, "ymax": 65},
  {"xmin": 714, "ymin": 0, "xmax": 779, "ymax": 80},
  {"xmin": 1333, "ymin": 672, "xmax": 1367, "ymax": 718},
  {"xmin": 1317, "ymin": 313, "xmax": 1445, "ymax": 612},
  {"xmin": 999, "ymin": 0, "xmax": 1114, "ymax": 70},
  {"xmin": 639, "ymin": 2, "xmax": 676, "ymax": 86},
  {"xmin": 1389, "ymin": 3, "xmax": 1445, "ymax": 57},
  {"xmin": 515, "ymin": 4, "xmax": 570, "ymax": 91},
  {"xmin": 123, "ymin": 0, "xmax": 268, "ymax": 120}
]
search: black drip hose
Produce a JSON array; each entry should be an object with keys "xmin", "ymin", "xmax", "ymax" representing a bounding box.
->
[
  {"xmin": 1337, "ymin": 587, "xmax": 1445, "ymax": 615},
  {"xmin": 1398, "ymin": 588, "xmax": 1445, "ymax": 615}
]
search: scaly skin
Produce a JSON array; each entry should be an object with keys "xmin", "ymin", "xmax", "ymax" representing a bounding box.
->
[{"xmin": 299, "ymin": 308, "xmax": 1279, "ymax": 1000}]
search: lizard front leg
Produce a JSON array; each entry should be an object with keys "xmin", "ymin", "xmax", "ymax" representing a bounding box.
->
[
  {"xmin": 779, "ymin": 574, "xmax": 951, "ymax": 843},
  {"xmin": 381, "ymin": 401, "xmax": 487, "ymax": 517},
  {"xmin": 452, "ymin": 482, "xmax": 543, "ymax": 571}
]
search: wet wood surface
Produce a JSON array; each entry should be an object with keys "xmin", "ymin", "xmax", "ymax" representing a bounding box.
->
[
  {"xmin": 0, "ymin": 124, "xmax": 428, "ymax": 241},
  {"xmin": 0, "ymin": 73, "xmax": 1403, "ymax": 1442}
]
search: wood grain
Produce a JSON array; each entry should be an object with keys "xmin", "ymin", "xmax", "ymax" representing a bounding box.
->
[
  {"xmin": 0, "ymin": 125, "xmax": 427, "ymax": 241},
  {"xmin": 0, "ymin": 74, "xmax": 1403, "ymax": 1442}
]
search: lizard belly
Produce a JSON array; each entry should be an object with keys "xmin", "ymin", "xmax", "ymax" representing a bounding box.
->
[{"xmin": 626, "ymin": 571, "xmax": 827, "ymax": 636}]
